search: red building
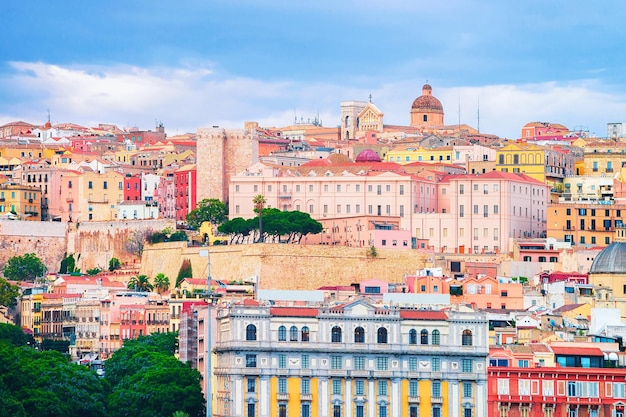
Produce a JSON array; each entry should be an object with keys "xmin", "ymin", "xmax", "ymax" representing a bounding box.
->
[
  {"xmin": 488, "ymin": 344, "xmax": 625, "ymax": 417},
  {"xmin": 120, "ymin": 305, "xmax": 147, "ymax": 340},
  {"xmin": 174, "ymin": 165, "xmax": 196, "ymax": 223},
  {"xmin": 124, "ymin": 174, "xmax": 142, "ymax": 201}
]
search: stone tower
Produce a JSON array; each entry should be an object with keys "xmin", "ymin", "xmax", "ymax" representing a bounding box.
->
[
  {"xmin": 340, "ymin": 101, "xmax": 368, "ymax": 141},
  {"xmin": 196, "ymin": 125, "xmax": 259, "ymax": 203}
]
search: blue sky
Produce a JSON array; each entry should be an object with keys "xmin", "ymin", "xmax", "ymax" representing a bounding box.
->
[{"xmin": 1, "ymin": 1, "xmax": 625, "ymax": 138}]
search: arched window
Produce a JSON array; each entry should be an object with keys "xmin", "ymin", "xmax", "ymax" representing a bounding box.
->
[
  {"xmin": 409, "ymin": 329, "xmax": 417, "ymax": 345},
  {"xmin": 354, "ymin": 327, "xmax": 365, "ymax": 343},
  {"xmin": 290, "ymin": 326, "xmax": 298, "ymax": 341},
  {"xmin": 432, "ymin": 329, "xmax": 441, "ymax": 345},
  {"xmin": 301, "ymin": 326, "xmax": 310, "ymax": 342},
  {"xmin": 278, "ymin": 325, "xmax": 286, "ymax": 341},
  {"xmin": 377, "ymin": 327, "xmax": 388, "ymax": 344},
  {"xmin": 420, "ymin": 329, "xmax": 429, "ymax": 345},
  {"xmin": 331, "ymin": 326, "xmax": 342, "ymax": 343},
  {"xmin": 462, "ymin": 329, "xmax": 473, "ymax": 346},
  {"xmin": 246, "ymin": 324, "xmax": 257, "ymax": 341}
]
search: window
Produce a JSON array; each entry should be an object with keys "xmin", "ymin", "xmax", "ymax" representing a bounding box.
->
[
  {"xmin": 248, "ymin": 403, "xmax": 256, "ymax": 417},
  {"xmin": 464, "ymin": 408, "xmax": 472, "ymax": 417},
  {"xmin": 432, "ymin": 381, "xmax": 441, "ymax": 397},
  {"xmin": 279, "ymin": 354, "xmax": 286, "ymax": 368},
  {"xmin": 332, "ymin": 326, "xmax": 342, "ymax": 343},
  {"xmin": 301, "ymin": 326, "xmax": 310, "ymax": 342},
  {"xmin": 462, "ymin": 329, "xmax": 473, "ymax": 346},
  {"xmin": 247, "ymin": 377, "xmax": 256, "ymax": 393},
  {"xmin": 420, "ymin": 329, "xmax": 428, "ymax": 345},
  {"xmin": 290, "ymin": 326, "xmax": 298, "ymax": 341},
  {"xmin": 459, "ymin": 184, "xmax": 464, "ymax": 194},
  {"xmin": 302, "ymin": 354, "xmax": 309, "ymax": 369},
  {"xmin": 354, "ymin": 356, "xmax": 365, "ymax": 370},
  {"xmin": 246, "ymin": 324, "xmax": 257, "ymax": 341},
  {"xmin": 432, "ymin": 330, "xmax": 440, "ymax": 345},
  {"xmin": 377, "ymin": 357, "xmax": 388, "ymax": 370},
  {"xmin": 88, "ymin": 181, "xmax": 93, "ymax": 189},
  {"xmin": 103, "ymin": 181, "xmax": 108, "ymax": 189},
  {"xmin": 518, "ymin": 360, "xmax": 529, "ymax": 368},
  {"xmin": 432, "ymin": 357, "xmax": 441, "ymax": 371},
  {"xmin": 246, "ymin": 354, "xmax": 257, "ymax": 367},
  {"xmin": 356, "ymin": 406, "xmax": 364, "ymax": 417},
  {"xmin": 278, "ymin": 404, "xmax": 286, "ymax": 417},
  {"xmin": 379, "ymin": 405, "xmax": 387, "ymax": 417},
  {"xmin": 378, "ymin": 380, "xmax": 388, "ymax": 396},
  {"xmin": 614, "ymin": 383, "xmax": 625, "ymax": 398},
  {"xmin": 409, "ymin": 329, "xmax": 417, "ymax": 345},
  {"xmin": 433, "ymin": 408, "xmax": 441, "ymax": 417},
  {"xmin": 463, "ymin": 382, "xmax": 472, "ymax": 398},
  {"xmin": 377, "ymin": 327, "xmax": 388, "ymax": 344},
  {"xmin": 278, "ymin": 378, "xmax": 287, "ymax": 393},
  {"xmin": 354, "ymin": 327, "xmax": 365, "ymax": 343},
  {"xmin": 278, "ymin": 325, "xmax": 286, "ymax": 341},
  {"xmin": 331, "ymin": 355, "xmax": 342, "ymax": 369},
  {"xmin": 497, "ymin": 379, "xmax": 509, "ymax": 395},
  {"xmin": 409, "ymin": 357, "xmax": 417, "ymax": 371},
  {"xmin": 332, "ymin": 380, "xmax": 342, "ymax": 395},
  {"xmin": 462, "ymin": 359, "xmax": 473, "ymax": 373},
  {"xmin": 301, "ymin": 378, "xmax": 311, "ymax": 394},
  {"xmin": 68, "ymin": 181, "xmax": 73, "ymax": 189},
  {"xmin": 301, "ymin": 404, "xmax": 310, "ymax": 417},
  {"xmin": 355, "ymin": 380, "xmax": 365, "ymax": 395}
]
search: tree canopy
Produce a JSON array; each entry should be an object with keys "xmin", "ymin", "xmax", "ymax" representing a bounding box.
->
[
  {"xmin": 218, "ymin": 209, "xmax": 323, "ymax": 244},
  {"xmin": 105, "ymin": 332, "xmax": 204, "ymax": 417},
  {"xmin": 127, "ymin": 275, "xmax": 154, "ymax": 292},
  {"xmin": 186, "ymin": 198, "xmax": 228, "ymax": 230},
  {"xmin": 0, "ymin": 277, "xmax": 20, "ymax": 308},
  {"xmin": 2, "ymin": 253, "xmax": 46, "ymax": 282}
]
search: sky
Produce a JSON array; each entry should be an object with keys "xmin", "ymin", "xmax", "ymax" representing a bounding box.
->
[{"xmin": 1, "ymin": 1, "xmax": 626, "ymax": 139}]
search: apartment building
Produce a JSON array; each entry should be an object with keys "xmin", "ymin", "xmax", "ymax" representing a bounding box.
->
[
  {"xmin": 213, "ymin": 298, "xmax": 488, "ymax": 417},
  {"xmin": 547, "ymin": 203, "xmax": 626, "ymax": 246},
  {"xmin": 0, "ymin": 180, "xmax": 41, "ymax": 220},
  {"xmin": 48, "ymin": 169, "xmax": 125, "ymax": 222}
]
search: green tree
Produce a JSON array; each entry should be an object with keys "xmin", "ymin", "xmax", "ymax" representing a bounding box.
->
[
  {"xmin": 148, "ymin": 231, "xmax": 168, "ymax": 244},
  {"xmin": 86, "ymin": 267, "xmax": 101, "ymax": 276},
  {"xmin": 252, "ymin": 194, "xmax": 266, "ymax": 243},
  {"xmin": 127, "ymin": 275, "xmax": 154, "ymax": 292},
  {"xmin": 0, "ymin": 323, "xmax": 30, "ymax": 346},
  {"xmin": 105, "ymin": 333, "xmax": 203, "ymax": 417},
  {"xmin": 176, "ymin": 259, "xmax": 193, "ymax": 287},
  {"xmin": 2, "ymin": 253, "xmax": 45, "ymax": 282},
  {"xmin": 218, "ymin": 217, "xmax": 255, "ymax": 244},
  {"xmin": 154, "ymin": 273, "xmax": 170, "ymax": 294},
  {"xmin": 169, "ymin": 231, "xmax": 188, "ymax": 242},
  {"xmin": 41, "ymin": 339, "xmax": 70, "ymax": 354},
  {"xmin": 186, "ymin": 198, "xmax": 228, "ymax": 230},
  {"xmin": 0, "ymin": 277, "xmax": 20, "ymax": 308},
  {"xmin": 108, "ymin": 257, "xmax": 121, "ymax": 271},
  {"xmin": 59, "ymin": 253, "xmax": 79, "ymax": 274}
]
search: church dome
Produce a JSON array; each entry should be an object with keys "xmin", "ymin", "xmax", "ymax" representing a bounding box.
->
[
  {"xmin": 589, "ymin": 241, "xmax": 626, "ymax": 274},
  {"xmin": 355, "ymin": 149, "xmax": 381, "ymax": 162},
  {"xmin": 411, "ymin": 83, "xmax": 443, "ymax": 113}
]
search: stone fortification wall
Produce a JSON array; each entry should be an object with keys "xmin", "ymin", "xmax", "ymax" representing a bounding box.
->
[
  {"xmin": 0, "ymin": 220, "xmax": 68, "ymax": 273},
  {"xmin": 73, "ymin": 219, "xmax": 175, "ymax": 271},
  {"xmin": 140, "ymin": 243, "xmax": 432, "ymax": 289}
]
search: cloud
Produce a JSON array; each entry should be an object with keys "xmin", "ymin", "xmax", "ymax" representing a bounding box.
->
[{"xmin": 1, "ymin": 61, "xmax": 625, "ymax": 139}]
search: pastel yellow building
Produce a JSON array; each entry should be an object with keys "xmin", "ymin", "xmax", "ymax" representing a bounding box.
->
[
  {"xmin": 0, "ymin": 181, "xmax": 41, "ymax": 220},
  {"xmin": 386, "ymin": 145, "xmax": 453, "ymax": 164}
]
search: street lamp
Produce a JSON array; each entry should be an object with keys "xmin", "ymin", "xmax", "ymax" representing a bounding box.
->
[{"xmin": 199, "ymin": 249, "xmax": 213, "ymax": 417}]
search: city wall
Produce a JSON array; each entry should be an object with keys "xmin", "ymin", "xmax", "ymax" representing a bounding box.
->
[
  {"xmin": 140, "ymin": 243, "xmax": 433, "ymax": 289},
  {"xmin": 0, "ymin": 219, "xmax": 174, "ymax": 274}
]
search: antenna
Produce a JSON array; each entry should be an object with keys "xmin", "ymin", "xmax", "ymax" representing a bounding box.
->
[{"xmin": 477, "ymin": 97, "xmax": 480, "ymax": 134}]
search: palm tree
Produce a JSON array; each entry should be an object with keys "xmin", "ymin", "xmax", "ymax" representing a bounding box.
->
[
  {"xmin": 252, "ymin": 194, "xmax": 266, "ymax": 243},
  {"xmin": 127, "ymin": 274, "xmax": 154, "ymax": 292},
  {"xmin": 154, "ymin": 272, "xmax": 170, "ymax": 294}
]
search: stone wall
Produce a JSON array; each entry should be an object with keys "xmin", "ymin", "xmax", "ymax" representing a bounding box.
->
[
  {"xmin": 140, "ymin": 243, "xmax": 433, "ymax": 289},
  {"xmin": 0, "ymin": 220, "xmax": 67, "ymax": 273},
  {"xmin": 0, "ymin": 219, "xmax": 175, "ymax": 274}
]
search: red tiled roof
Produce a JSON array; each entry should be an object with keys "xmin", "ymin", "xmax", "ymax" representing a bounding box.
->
[
  {"xmin": 550, "ymin": 346, "xmax": 603, "ymax": 356},
  {"xmin": 399, "ymin": 310, "xmax": 448, "ymax": 320},
  {"xmin": 270, "ymin": 307, "xmax": 319, "ymax": 317}
]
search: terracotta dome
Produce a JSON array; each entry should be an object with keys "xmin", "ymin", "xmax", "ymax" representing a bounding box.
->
[
  {"xmin": 355, "ymin": 149, "xmax": 381, "ymax": 162},
  {"xmin": 411, "ymin": 83, "xmax": 443, "ymax": 113}
]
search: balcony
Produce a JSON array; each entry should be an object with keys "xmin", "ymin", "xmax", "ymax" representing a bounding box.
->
[
  {"xmin": 277, "ymin": 393, "xmax": 290, "ymax": 401},
  {"xmin": 408, "ymin": 396, "xmax": 421, "ymax": 404},
  {"xmin": 563, "ymin": 226, "xmax": 575, "ymax": 231},
  {"xmin": 66, "ymin": 197, "xmax": 74, "ymax": 202},
  {"xmin": 300, "ymin": 393, "xmax": 313, "ymax": 402},
  {"xmin": 431, "ymin": 397, "xmax": 443, "ymax": 404},
  {"xmin": 88, "ymin": 197, "xmax": 109, "ymax": 204}
]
